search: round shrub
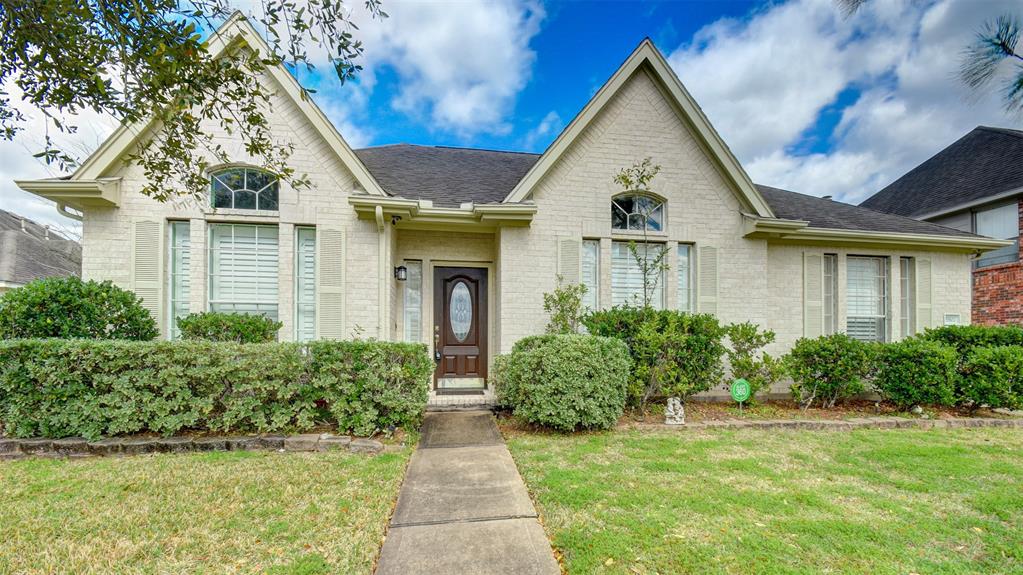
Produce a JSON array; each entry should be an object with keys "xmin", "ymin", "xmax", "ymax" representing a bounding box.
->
[
  {"xmin": 784, "ymin": 333, "xmax": 873, "ymax": 409},
  {"xmin": 0, "ymin": 277, "xmax": 157, "ymax": 340},
  {"xmin": 494, "ymin": 334, "xmax": 631, "ymax": 431},
  {"xmin": 874, "ymin": 339, "xmax": 958, "ymax": 409},
  {"xmin": 960, "ymin": 346, "xmax": 1023, "ymax": 411},
  {"xmin": 177, "ymin": 311, "xmax": 282, "ymax": 343}
]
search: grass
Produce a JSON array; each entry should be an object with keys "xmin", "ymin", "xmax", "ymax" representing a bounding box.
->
[
  {"xmin": 507, "ymin": 428, "xmax": 1023, "ymax": 575},
  {"xmin": 0, "ymin": 449, "xmax": 411, "ymax": 574}
]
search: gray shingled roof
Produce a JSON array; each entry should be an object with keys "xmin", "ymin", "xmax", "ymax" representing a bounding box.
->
[
  {"xmin": 756, "ymin": 185, "xmax": 977, "ymax": 237},
  {"xmin": 0, "ymin": 209, "xmax": 81, "ymax": 286},
  {"xmin": 860, "ymin": 126, "xmax": 1023, "ymax": 218},
  {"xmin": 355, "ymin": 144, "xmax": 539, "ymax": 207}
]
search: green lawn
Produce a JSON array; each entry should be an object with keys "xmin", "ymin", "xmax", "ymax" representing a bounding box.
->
[
  {"xmin": 507, "ymin": 428, "xmax": 1023, "ymax": 575},
  {"xmin": 0, "ymin": 449, "xmax": 410, "ymax": 574}
]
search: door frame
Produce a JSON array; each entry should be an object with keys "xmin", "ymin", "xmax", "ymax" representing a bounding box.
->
[{"xmin": 423, "ymin": 260, "xmax": 495, "ymax": 390}]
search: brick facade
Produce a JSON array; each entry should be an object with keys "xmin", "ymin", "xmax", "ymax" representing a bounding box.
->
[{"xmin": 972, "ymin": 199, "xmax": 1023, "ymax": 325}]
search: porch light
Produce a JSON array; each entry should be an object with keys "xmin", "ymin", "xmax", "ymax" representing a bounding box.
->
[{"xmin": 394, "ymin": 265, "xmax": 408, "ymax": 281}]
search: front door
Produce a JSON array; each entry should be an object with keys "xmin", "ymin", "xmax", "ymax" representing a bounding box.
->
[{"xmin": 434, "ymin": 267, "xmax": 487, "ymax": 390}]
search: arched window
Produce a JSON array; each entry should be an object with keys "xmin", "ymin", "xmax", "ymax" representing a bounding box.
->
[
  {"xmin": 612, "ymin": 194, "xmax": 663, "ymax": 232},
  {"xmin": 211, "ymin": 167, "xmax": 279, "ymax": 211}
]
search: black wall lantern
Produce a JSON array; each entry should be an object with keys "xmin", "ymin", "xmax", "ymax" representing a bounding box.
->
[{"xmin": 394, "ymin": 265, "xmax": 408, "ymax": 281}]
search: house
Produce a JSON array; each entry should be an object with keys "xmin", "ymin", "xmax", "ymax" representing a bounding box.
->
[
  {"xmin": 14, "ymin": 14, "xmax": 1007, "ymax": 399},
  {"xmin": 0, "ymin": 209, "xmax": 81, "ymax": 294},
  {"xmin": 861, "ymin": 126, "xmax": 1023, "ymax": 326}
]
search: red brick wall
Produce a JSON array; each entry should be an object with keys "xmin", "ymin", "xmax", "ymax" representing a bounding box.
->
[{"xmin": 973, "ymin": 199, "xmax": 1023, "ymax": 326}]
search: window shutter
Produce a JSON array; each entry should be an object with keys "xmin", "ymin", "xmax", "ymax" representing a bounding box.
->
[
  {"xmin": 916, "ymin": 258, "xmax": 933, "ymax": 331},
  {"xmin": 803, "ymin": 253, "xmax": 824, "ymax": 338},
  {"xmin": 697, "ymin": 246, "xmax": 718, "ymax": 314},
  {"xmin": 317, "ymin": 228, "xmax": 344, "ymax": 340},
  {"xmin": 558, "ymin": 238, "xmax": 581, "ymax": 284},
  {"xmin": 132, "ymin": 219, "xmax": 164, "ymax": 334}
]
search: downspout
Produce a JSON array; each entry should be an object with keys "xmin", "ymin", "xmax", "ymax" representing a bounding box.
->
[
  {"xmin": 375, "ymin": 206, "xmax": 387, "ymax": 340},
  {"xmin": 57, "ymin": 203, "xmax": 84, "ymax": 222}
]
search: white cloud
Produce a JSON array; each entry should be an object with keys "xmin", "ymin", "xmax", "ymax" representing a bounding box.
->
[
  {"xmin": 521, "ymin": 110, "xmax": 562, "ymax": 151},
  {"xmin": 668, "ymin": 0, "xmax": 1021, "ymax": 205}
]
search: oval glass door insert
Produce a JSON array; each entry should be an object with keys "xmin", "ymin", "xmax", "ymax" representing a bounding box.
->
[{"xmin": 450, "ymin": 281, "xmax": 472, "ymax": 342}]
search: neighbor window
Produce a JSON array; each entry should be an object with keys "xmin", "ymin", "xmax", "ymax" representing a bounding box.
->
[
  {"xmin": 823, "ymin": 254, "xmax": 838, "ymax": 335},
  {"xmin": 581, "ymin": 240, "xmax": 600, "ymax": 310},
  {"xmin": 294, "ymin": 227, "xmax": 316, "ymax": 341},
  {"xmin": 974, "ymin": 202, "xmax": 1019, "ymax": 267},
  {"xmin": 611, "ymin": 194, "xmax": 663, "ymax": 232},
  {"xmin": 900, "ymin": 257, "xmax": 916, "ymax": 338},
  {"xmin": 847, "ymin": 256, "xmax": 889, "ymax": 342},
  {"xmin": 403, "ymin": 260, "xmax": 423, "ymax": 343},
  {"xmin": 208, "ymin": 224, "xmax": 279, "ymax": 320},
  {"xmin": 677, "ymin": 244, "xmax": 693, "ymax": 312},
  {"xmin": 611, "ymin": 241, "xmax": 664, "ymax": 308},
  {"xmin": 211, "ymin": 167, "xmax": 279, "ymax": 211},
  {"xmin": 168, "ymin": 221, "xmax": 191, "ymax": 339}
]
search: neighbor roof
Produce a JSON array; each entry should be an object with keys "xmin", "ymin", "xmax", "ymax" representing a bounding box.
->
[
  {"xmin": 756, "ymin": 185, "xmax": 978, "ymax": 238},
  {"xmin": 355, "ymin": 144, "xmax": 539, "ymax": 207},
  {"xmin": 0, "ymin": 209, "xmax": 81, "ymax": 286},
  {"xmin": 860, "ymin": 126, "xmax": 1023, "ymax": 218}
]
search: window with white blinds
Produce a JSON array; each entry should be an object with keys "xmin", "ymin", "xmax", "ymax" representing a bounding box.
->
[
  {"xmin": 581, "ymin": 240, "xmax": 599, "ymax": 310},
  {"xmin": 168, "ymin": 221, "xmax": 191, "ymax": 339},
  {"xmin": 847, "ymin": 256, "xmax": 888, "ymax": 342},
  {"xmin": 295, "ymin": 227, "xmax": 316, "ymax": 341},
  {"xmin": 677, "ymin": 244, "xmax": 692, "ymax": 312},
  {"xmin": 823, "ymin": 254, "xmax": 837, "ymax": 335},
  {"xmin": 208, "ymin": 223, "xmax": 279, "ymax": 320},
  {"xmin": 900, "ymin": 257, "xmax": 915, "ymax": 338},
  {"xmin": 403, "ymin": 260, "xmax": 423, "ymax": 343},
  {"xmin": 611, "ymin": 241, "xmax": 664, "ymax": 309}
]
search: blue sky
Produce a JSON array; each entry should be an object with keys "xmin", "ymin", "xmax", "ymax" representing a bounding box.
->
[{"xmin": 2, "ymin": 0, "xmax": 1020, "ymax": 232}]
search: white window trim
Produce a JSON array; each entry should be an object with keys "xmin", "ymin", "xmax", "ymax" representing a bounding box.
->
[
  {"xmin": 167, "ymin": 221, "xmax": 191, "ymax": 340},
  {"xmin": 294, "ymin": 226, "xmax": 316, "ymax": 342}
]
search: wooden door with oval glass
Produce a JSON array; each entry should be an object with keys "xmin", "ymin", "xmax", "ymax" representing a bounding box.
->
[{"xmin": 433, "ymin": 266, "xmax": 487, "ymax": 391}]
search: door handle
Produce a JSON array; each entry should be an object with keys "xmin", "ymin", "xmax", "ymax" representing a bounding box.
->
[{"xmin": 433, "ymin": 327, "xmax": 441, "ymax": 362}]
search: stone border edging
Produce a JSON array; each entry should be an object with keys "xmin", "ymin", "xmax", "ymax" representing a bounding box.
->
[
  {"xmin": 630, "ymin": 416, "xmax": 1023, "ymax": 432},
  {"xmin": 0, "ymin": 433, "xmax": 385, "ymax": 460}
]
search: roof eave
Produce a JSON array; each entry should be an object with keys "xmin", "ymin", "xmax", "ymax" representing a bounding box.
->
[
  {"xmin": 759, "ymin": 225, "xmax": 1012, "ymax": 252},
  {"xmin": 15, "ymin": 178, "xmax": 121, "ymax": 213},
  {"xmin": 348, "ymin": 196, "xmax": 535, "ymax": 229}
]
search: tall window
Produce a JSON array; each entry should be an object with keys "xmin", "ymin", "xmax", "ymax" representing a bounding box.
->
[
  {"xmin": 168, "ymin": 221, "xmax": 191, "ymax": 339},
  {"xmin": 295, "ymin": 227, "xmax": 316, "ymax": 341},
  {"xmin": 974, "ymin": 202, "xmax": 1019, "ymax": 267},
  {"xmin": 823, "ymin": 254, "xmax": 838, "ymax": 335},
  {"xmin": 611, "ymin": 241, "xmax": 664, "ymax": 308},
  {"xmin": 900, "ymin": 257, "xmax": 916, "ymax": 339},
  {"xmin": 208, "ymin": 224, "xmax": 280, "ymax": 320},
  {"xmin": 677, "ymin": 244, "xmax": 693, "ymax": 312},
  {"xmin": 611, "ymin": 194, "xmax": 663, "ymax": 231},
  {"xmin": 847, "ymin": 256, "xmax": 889, "ymax": 342},
  {"xmin": 403, "ymin": 260, "xmax": 423, "ymax": 343},
  {"xmin": 581, "ymin": 240, "xmax": 600, "ymax": 310},
  {"xmin": 211, "ymin": 167, "xmax": 279, "ymax": 211}
]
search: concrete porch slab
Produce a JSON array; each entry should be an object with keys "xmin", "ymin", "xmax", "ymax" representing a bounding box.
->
[
  {"xmin": 391, "ymin": 444, "xmax": 536, "ymax": 526},
  {"xmin": 376, "ymin": 518, "xmax": 560, "ymax": 575},
  {"xmin": 420, "ymin": 411, "xmax": 502, "ymax": 448}
]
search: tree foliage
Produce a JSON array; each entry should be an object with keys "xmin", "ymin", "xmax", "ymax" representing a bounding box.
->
[
  {"xmin": 0, "ymin": 0, "xmax": 385, "ymax": 204},
  {"xmin": 961, "ymin": 13, "xmax": 1023, "ymax": 113},
  {"xmin": 543, "ymin": 275, "xmax": 588, "ymax": 334}
]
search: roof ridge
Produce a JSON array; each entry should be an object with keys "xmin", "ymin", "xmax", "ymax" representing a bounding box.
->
[
  {"xmin": 355, "ymin": 143, "xmax": 540, "ymax": 156},
  {"xmin": 976, "ymin": 125, "xmax": 1023, "ymax": 139}
]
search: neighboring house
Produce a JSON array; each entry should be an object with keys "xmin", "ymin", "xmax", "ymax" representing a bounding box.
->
[
  {"xmin": 0, "ymin": 209, "xmax": 81, "ymax": 294},
  {"xmin": 861, "ymin": 126, "xmax": 1023, "ymax": 326},
  {"xmin": 15, "ymin": 14, "xmax": 1007, "ymax": 398}
]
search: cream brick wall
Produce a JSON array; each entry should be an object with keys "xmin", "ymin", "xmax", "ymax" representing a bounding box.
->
[{"xmin": 81, "ymin": 68, "xmax": 381, "ymax": 340}]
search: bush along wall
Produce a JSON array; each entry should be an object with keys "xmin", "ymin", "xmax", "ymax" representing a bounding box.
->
[
  {"xmin": 0, "ymin": 339, "xmax": 431, "ymax": 440},
  {"xmin": 873, "ymin": 339, "xmax": 958, "ymax": 410},
  {"xmin": 177, "ymin": 311, "xmax": 282, "ymax": 343}
]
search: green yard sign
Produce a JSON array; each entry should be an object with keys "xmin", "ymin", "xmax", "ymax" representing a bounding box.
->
[{"xmin": 730, "ymin": 379, "xmax": 751, "ymax": 403}]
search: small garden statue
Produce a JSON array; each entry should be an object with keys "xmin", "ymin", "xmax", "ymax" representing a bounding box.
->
[{"xmin": 665, "ymin": 397, "xmax": 685, "ymax": 425}]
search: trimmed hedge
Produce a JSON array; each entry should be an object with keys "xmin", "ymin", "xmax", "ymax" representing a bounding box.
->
[
  {"xmin": 785, "ymin": 334, "xmax": 873, "ymax": 409},
  {"xmin": 177, "ymin": 311, "xmax": 282, "ymax": 343},
  {"xmin": 0, "ymin": 277, "xmax": 158, "ymax": 340},
  {"xmin": 921, "ymin": 325, "xmax": 1023, "ymax": 359},
  {"xmin": 0, "ymin": 339, "xmax": 430, "ymax": 440},
  {"xmin": 960, "ymin": 346, "xmax": 1023, "ymax": 411},
  {"xmin": 873, "ymin": 339, "xmax": 958, "ymax": 409},
  {"xmin": 493, "ymin": 334, "xmax": 630, "ymax": 431}
]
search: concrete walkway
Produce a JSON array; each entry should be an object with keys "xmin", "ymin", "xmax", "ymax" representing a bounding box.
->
[{"xmin": 376, "ymin": 411, "xmax": 560, "ymax": 575}]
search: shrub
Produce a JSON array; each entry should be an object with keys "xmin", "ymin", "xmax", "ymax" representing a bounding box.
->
[
  {"xmin": 724, "ymin": 322, "xmax": 787, "ymax": 404},
  {"xmin": 493, "ymin": 334, "xmax": 630, "ymax": 431},
  {"xmin": 542, "ymin": 277, "xmax": 588, "ymax": 334},
  {"xmin": 873, "ymin": 339, "xmax": 958, "ymax": 409},
  {"xmin": 784, "ymin": 334, "xmax": 873, "ymax": 409},
  {"xmin": 0, "ymin": 339, "xmax": 430, "ymax": 440},
  {"xmin": 583, "ymin": 308, "xmax": 727, "ymax": 405},
  {"xmin": 921, "ymin": 325, "xmax": 1023, "ymax": 360},
  {"xmin": 0, "ymin": 277, "xmax": 157, "ymax": 340},
  {"xmin": 960, "ymin": 346, "xmax": 1023, "ymax": 411},
  {"xmin": 177, "ymin": 311, "xmax": 282, "ymax": 343}
]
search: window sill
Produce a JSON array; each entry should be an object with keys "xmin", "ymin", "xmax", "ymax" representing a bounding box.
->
[
  {"xmin": 204, "ymin": 209, "xmax": 281, "ymax": 222},
  {"xmin": 610, "ymin": 230, "xmax": 669, "ymax": 242}
]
